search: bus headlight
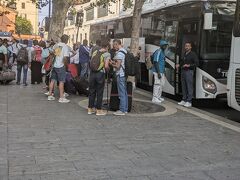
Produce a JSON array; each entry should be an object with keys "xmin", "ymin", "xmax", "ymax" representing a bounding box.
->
[{"xmin": 202, "ymin": 76, "xmax": 217, "ymax": 94}]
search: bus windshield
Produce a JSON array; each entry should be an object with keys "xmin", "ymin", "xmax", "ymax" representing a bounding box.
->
[{"xmin": 201, "ymin": 2, "xmax": 235, "ymax": 60}]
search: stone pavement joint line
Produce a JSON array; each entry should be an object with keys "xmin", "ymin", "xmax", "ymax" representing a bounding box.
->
[
  {"xmin": 0, "ymin": 83, "xmax": 240, "ymax": 180},
  {"xmin": 135, "ymin": 89, "xmax": 240, "ymax": 133}
]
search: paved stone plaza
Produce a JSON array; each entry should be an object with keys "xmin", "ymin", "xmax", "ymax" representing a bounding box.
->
[{"xmin": 1, "ymin": 83, "xmax": 240, "ymax": 180}]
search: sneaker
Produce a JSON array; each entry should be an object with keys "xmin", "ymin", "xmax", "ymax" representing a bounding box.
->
[
  {"xmin": 152, "ymin": 97, "xmax": 162, "ymax": 104},
  {"xmin": 178, "ymin": 100, "xmax": 186, "ymax": 106},
  {"xmin": 45, "ymin": 91, "xmax": 50, "ymax": 96},
  {"xmin": 64, "ymin": 92, "xmax": 69, "ymax": 98},
  {"xmin": 23, "ymin": 83, "xmax": 28, "ymax": 86},
  {"xmin": 88, "ymin": 108, "xmax": 96, "ymax": 115},
  {"xmin": 96, "ymin": 109, "xmax": 107, "ymax": 116},
  {"xmin": 48, "ymin": 95, "xmax": 55, "ymax": 101},
  {"xmin": 58, "ymin": 98, "xmax": 70, "ymax": 103},
  {"xmin": 113, "ymin": 110, "xmax": 126, "ymax": 116},
  {"xmin": 159, "ymin": 97, "xmax": 165, "ymax": 102},
  {"xmin": 16, "ymin": 82, "xmax": 20, "ymax": 85},
  {"xmin": 45, "ymin": 92, "xmax": 54, "ymax": 96},
  {"xmin": 184, "ymin": 102, "xmax": 192, "ymax": 108}
]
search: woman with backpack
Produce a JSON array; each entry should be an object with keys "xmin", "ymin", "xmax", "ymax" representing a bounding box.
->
[{"xmin": 30, "ymin": 40, "xmax": 43, "ymax": 84}]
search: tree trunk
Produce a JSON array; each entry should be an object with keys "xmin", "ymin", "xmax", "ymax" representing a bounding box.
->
[
  {"xmin": 129, "ymin": 0, "xmax": 144, "ymax": 56},
  {"xmin": 48, "ymin": 0, "xmax": 71, "ymax": 41}
]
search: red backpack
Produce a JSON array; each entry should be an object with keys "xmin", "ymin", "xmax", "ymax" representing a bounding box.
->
[{"xmin": 32, "ymin": 46, "xmax": 42, "ymax": 62}]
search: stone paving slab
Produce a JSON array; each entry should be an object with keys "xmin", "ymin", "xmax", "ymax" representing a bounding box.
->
[{"xmin": 1, "ymin": 82, "xmax": 240, "ymax": 180}]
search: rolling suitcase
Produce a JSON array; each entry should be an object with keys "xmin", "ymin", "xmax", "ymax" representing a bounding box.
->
[
  {"xmin": 72, "ymin": 76, "xmax": 89, "ymax": 96},
  {"xmin": 68, "ymin": 64, "xmax": 78, "ymax": 78},
  {"xmin": 64, "ymin": 72, "xmax": 76, "ymax": 95},
  {"xmin": 0, "ymin": 69, "xmax": 16, "ymax": 84},
  {"xmin": 109, "ymin": 78, "xmax": 133, "ymax": 112}
]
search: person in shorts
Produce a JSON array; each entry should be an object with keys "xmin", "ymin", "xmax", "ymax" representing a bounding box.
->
[{"xmin": 47, "ymin": 34, "xmax": 70, "ymax": 103}]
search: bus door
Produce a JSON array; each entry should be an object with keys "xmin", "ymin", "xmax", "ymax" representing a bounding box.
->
[
  {"xmin": 163, "ymin": 21, "xmax": 178, "ymax": 95},
  {"xmin": 176, "ymin": 21, "xmax": 200, "ymax": 95}
]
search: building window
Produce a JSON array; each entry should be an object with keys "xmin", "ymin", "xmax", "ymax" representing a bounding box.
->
[
  {"xmin": 24, "ymin": 14, "xmax": 27, "ymax": 19},
  {"xmin": 85, "ymin": 33, "xmax": 87, "ymax": 40},
  {"xmin": 22, "ymin": 3, "xmax": 25, "ymax": 9},
  {"xmin": 86, "ymin": 7, "xmax": 94, "ymax": 21},
  {"xmin": 70, "ymin": 16, "xmax": 75, "ymax": 26},
  {"xmin": 98, "ymin": 5, "xmax": 108, "ymax": 18}
]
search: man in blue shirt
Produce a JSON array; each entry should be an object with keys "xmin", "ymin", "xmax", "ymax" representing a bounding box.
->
[
  {"xmin": 79, "ymin": 39, "xmax": 90, "ymax": 78},
  {"xmin": 152, "ymin": 40, "xmax": 168, "ymax": 103}
]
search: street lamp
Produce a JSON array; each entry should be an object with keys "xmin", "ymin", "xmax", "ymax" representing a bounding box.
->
[{"xmin": 75, "ymin": 11, "xmax": 84, "ymax": 43}]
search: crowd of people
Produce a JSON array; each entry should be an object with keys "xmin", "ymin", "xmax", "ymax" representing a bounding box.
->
[{"xmin": 0, "ymin": 34, "xmax": 198, "ymax": 116}]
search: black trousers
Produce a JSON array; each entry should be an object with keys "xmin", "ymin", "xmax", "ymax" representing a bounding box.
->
[
  {"xmin": 88, "ymin": 71, "xmax": 105, "ymax": 110},
  {"xmin": 31, "ymin": 61, "xmax": 42, "ymax": 84}
]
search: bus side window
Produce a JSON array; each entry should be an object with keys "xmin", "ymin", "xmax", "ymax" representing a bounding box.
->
[{"xmin": 233, "ymin": 0, "xmax": 240, "ymax": 37}]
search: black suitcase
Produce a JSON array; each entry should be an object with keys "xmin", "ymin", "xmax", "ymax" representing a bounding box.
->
[
  {"xmin": 72, "ymin": 76, "xmax": 89, "ymax": 96},
  {"xmin": 64, "ymin": 72, "xmax": 76, "ymax": 95},
  {"xmin": 110, "ymin": 79, "xmax": 133, "ymax": 112}
]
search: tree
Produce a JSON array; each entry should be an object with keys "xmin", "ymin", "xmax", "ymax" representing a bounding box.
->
[
  {"xmin": 129, "ymin": 0, "xmax": 145, "ymax": 56},
  {"xmin": 48, "ymin": 0, "xmax": 145, "ymax": 55},
  {"xmin": 15, "ymin": 16, "xmax": 33, "ymax": 35},
  {"xmin": 47, "ymin": 0, "xmax": 88, "ymax": 41},
  {"xmin": 1, "ymin": 0, "xmax": 145, "ymax": 55}
]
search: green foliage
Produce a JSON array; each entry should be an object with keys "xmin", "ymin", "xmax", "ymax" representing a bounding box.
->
[{"xmin": 15, "ymin": 16, "xmax": 33, "ymax": 35}]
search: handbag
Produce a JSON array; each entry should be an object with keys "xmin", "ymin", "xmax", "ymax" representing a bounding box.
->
[{"xmin": 43, "ymin": 56, "xmax": 52, "ymax": 71}]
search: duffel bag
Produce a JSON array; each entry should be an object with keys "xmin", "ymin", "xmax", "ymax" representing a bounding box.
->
[{"xmin": 0, "ymin": 69, "xmax": 16, "ymax": 81}]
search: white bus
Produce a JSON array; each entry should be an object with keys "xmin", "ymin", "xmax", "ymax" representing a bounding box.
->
[
  {"xmin": 227, "ymin": 0, "xmax": 240, "ymax": 111},
  {"xmin": 90, "ymin": 0, "xmax": 236, "ymax": 99}
]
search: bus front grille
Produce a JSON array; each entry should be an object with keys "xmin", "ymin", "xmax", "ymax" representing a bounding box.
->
[{"xmin": 236, "ymin": 68, "xmax": 240, "ymax": 105}]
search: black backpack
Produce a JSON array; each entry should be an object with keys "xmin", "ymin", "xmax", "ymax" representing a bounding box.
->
[
  {"xmin": 17, "ymin": 47, "xmax": 28, "ymax": 63},
  {"xmin": 119, "ymin": 50, "xmax": 139, "ymax": 77}
]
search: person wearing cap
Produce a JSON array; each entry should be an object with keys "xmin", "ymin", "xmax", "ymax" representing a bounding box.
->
[{"xmin": 151, "ymin": 40, "xmax": 168, "ymax": 104}]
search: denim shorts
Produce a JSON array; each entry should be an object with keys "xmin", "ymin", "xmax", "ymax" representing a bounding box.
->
[{"xmin": 50, "ymin": 67, "xmax": 66, "ymax": 83}]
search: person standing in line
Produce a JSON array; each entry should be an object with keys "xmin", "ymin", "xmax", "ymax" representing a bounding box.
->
[
  {"xmin": 8, "ymin": 38, "xmax": 20, "ymax": 65},
  {"xmin": 78, "ymin": 39, "xmax": 90, "ymax": 78},
  {"xmin": 70, "ymin": 43, "xmax": 80, "ymax": 64},
  {"xmin": 110, "ymin": 39, "xmax": 128, "ymax": 116},
  {"xmin": 0, "ymin": 38, "xmax": 8, "ymax": 71},
  {"xmin": 16, "ymin": 40, "xmax": 31, "ymax": 86},
  {"xmin": 88, "ymin": 40, "xmax": 110, "ymax": 116},
  {"xmin": 176, "ymin": 42, "xmax": 199, "ymax": 108},
  {"xmin": 47, "ymin": 34, "xmax": 70, "ymax": 103},
  {"xmin": 151, "ymin": 40, "xmax": 168, "ymax": 104},
  {"xmin": 31, "ymin": 40, "xmax": 43, "ymax": 84},
  {"xmin": 44, "ymin": 41, "xmax": 55, "ymax": 91},
  {"xmin": 40, "ymin": 41, "xmax": 50, "ymax": 89},
  {"xmin": 89, "ymin": 39, "xmax": 101, "ymax": 58}
]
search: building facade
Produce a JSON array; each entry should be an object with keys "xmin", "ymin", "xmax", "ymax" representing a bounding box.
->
[
  {"xmin": 64, "ymin": 0, "xmax": 125, "ymax": 47},
  {"xmin": 0, "ymin": 0, "xmax": 39, "ymax": 35},
  {"xmin": 15, "ymin": 0, "xmax": 39, "ymax": 35},
  {"xmin": 0, "ymin": 4, "xmax": 17, "ymax": 33}
]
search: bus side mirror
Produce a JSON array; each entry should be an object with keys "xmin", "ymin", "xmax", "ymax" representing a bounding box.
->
[{"xmin": 203, "ymin": 12, "xmax": 213, "ymax": 30}]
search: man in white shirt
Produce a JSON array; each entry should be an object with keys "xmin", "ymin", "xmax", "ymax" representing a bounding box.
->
[
  {"xmin": 110, "ymin": 39, "xmax": 128, "ymax": 116},
  {"xmin": 47, "ymin": 34, "xmax": 70, "ymax": 103},
  {"xmin": 8, "ymin": 38, "xmax": 20, "ymax": 64}
]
